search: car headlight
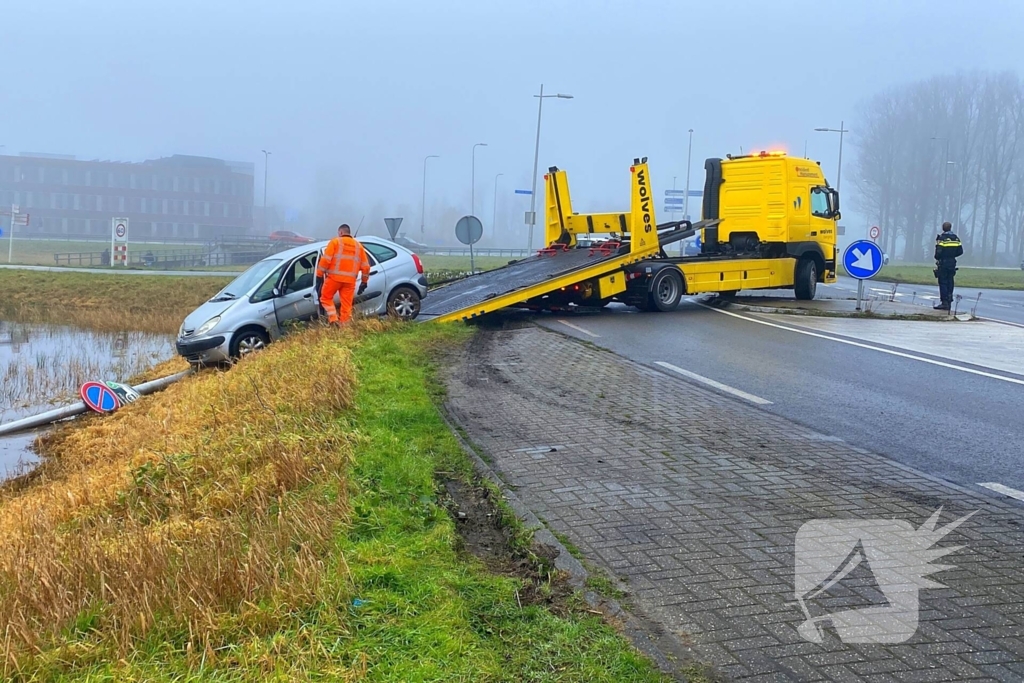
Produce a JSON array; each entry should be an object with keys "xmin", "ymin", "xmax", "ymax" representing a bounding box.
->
[
  {"xmin": 195, "ymin": 316, "xmax": 221, "ymax": 336},
  {"xmin": 178, "ymin": 322, "xmax": 185, "ymax": 337}
]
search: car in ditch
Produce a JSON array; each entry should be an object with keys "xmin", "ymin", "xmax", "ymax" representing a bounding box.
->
[{"xmin": 176, "ymin": 236, "xmax": 428, "ymax": 364}]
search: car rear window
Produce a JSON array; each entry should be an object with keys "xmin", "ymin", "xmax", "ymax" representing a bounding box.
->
[{"xmin": 364, "ymin": 243, "xmax": 398, "ymax": 263}]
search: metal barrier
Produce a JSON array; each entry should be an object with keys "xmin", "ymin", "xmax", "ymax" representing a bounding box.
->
[
  {"xmin": 418, "ymin": 246, "xmax": 532, "ymax": 257},
  {"xmin": 53, "ymin": 248, "xmax": 272, "ymax": 269}
]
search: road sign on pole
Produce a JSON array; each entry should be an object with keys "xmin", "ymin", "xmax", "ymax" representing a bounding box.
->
[
  {"xmin": 869, "ymin": 225, "xmax": 881, "ymax": 241},
  {"xmin": 455, "ymin": 215, "xmax": 483, "ymax": 273},
  {"xmin": 384, "ymin": 217, "xmax": 404, "ymax": 239},
  {"xmin": 843, "ymin": 239, "xmax": 884, "ymax": 311},
  {"xmin": 112, "ymin": 217, "xmax": 129, "ymax": 267}
]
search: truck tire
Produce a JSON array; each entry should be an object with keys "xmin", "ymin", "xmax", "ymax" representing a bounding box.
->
[
  {"xmin": 794, "ymin": 258, "xmax": 818, "ymax": 300},
  {"xmin": 649, "ymin": 268, "xmax": 684, "ymax": 312}
]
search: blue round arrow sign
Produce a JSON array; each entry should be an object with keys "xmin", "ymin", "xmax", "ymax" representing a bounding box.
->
[
  {"xmin": 842, "ymin": 239, "xmax": 884, "ymax": 280},
  {"xmin": 80, "ymin": 381, "xmax": 121, "ymax": 413}
]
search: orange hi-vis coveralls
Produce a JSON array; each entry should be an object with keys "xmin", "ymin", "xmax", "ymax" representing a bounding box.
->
[{"xmin": 316, "ymin": 235, "xmax": 371, "ymax": 324}]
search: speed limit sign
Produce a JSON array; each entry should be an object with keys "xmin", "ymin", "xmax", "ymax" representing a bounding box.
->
[{"xmin": 869, "ymin": 225, "xmax": 881, "ymax": 241}]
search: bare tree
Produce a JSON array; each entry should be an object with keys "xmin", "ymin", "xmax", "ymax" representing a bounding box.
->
[{"xmin": 853, "ymin": 71, "xmax": 1024, "ymax": 266}]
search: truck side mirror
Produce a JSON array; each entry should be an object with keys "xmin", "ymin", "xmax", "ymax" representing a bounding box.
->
[{"xmin": 830, "ymin": 189, "xmax": 841, "ymax": 217}]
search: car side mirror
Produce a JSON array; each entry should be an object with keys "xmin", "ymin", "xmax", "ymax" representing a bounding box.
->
[{"xmin": 272, "ymin": 287, "xmax": 280, "ymax": 297}]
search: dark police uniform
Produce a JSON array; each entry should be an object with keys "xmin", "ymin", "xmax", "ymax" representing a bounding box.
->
[{"xmin": 934, "ymin": 229, "xmax": 964, "ymax": 310}]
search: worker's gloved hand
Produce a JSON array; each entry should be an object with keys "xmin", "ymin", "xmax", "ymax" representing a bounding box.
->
[{"xmin": 357, "ymin": 281, "xmax": 367, "ymax": 295}]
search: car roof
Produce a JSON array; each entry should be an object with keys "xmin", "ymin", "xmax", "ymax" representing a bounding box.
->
[{"xmin": 261, "ymin": 235, "xmax": 412, "ymax": 262}]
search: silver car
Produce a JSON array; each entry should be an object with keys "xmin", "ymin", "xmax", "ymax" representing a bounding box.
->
[{"xmin": 176, "ymin": 236, "xmax": 428, "ymax": 364}]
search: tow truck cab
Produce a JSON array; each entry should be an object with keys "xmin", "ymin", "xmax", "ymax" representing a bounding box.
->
[{"xmin": 701, "ymin": 152, "xmax": 840, "ymax": 282}]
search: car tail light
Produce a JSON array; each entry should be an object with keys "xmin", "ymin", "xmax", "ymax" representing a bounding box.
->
[{"xmin": 412, "ymin": 253, "xmax": 424, "ymax": 274}]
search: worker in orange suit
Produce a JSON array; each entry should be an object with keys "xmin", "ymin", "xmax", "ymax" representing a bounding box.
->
[{"xmin": 316, "ymin": 223, "xmax": 371, "ymax": 325}]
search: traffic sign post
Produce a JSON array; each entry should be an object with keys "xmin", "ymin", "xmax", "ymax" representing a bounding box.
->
[
  {"xmin": 455, "ymin": 215, "xmax": 483, "ymax": 273},
  {"xmin": 384, "ymin": 217, "xmax": 404, "ymax": 239},
  {"xmin": 6, "ymin": 205, "xmax": 29, "ymax": 264},
  {"xmin": 111, "ymin": 217, "xmax": 129, "ymax": 267},
  {"xmin": 842, "ymin": 239, "xmax": 884, "ymax": 311}
]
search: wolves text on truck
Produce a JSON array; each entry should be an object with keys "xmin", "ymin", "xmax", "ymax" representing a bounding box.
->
[{"xmin": 418, "ymin": 152, "xmax": 841, "ymax": 322}]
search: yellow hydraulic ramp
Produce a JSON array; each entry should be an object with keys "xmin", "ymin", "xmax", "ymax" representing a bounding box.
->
[{"xmin": 420, "ymin": 159, "xmax": 668, "ymax": 322}]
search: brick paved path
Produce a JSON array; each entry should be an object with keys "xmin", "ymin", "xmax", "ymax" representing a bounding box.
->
[{"xmin": 445, "ymin": 325, "xmax": 1024, "ymax": 682}]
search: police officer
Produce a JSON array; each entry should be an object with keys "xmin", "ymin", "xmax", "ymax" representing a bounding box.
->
[{"xmin": 933, "ymin": 221, "xmax": 964, "ymax": 311}]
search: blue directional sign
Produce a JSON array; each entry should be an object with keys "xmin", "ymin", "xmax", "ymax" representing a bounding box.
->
[
  {"xmin": 842, "ymin": 239, "xmax": 884, "ymax": 280},
  {"xmin": 514, "ymin": 189, "xmax": 532, "ymax": 195}
]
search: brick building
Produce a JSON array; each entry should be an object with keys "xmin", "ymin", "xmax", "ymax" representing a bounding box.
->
[{"xmin": 0, "ymin": 153, "xmax": 254, "ymax": 240}]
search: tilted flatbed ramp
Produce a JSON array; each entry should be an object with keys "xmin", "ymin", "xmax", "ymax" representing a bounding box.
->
[{"xmin": 420, "ymin": 223, "xmax": 704, "ymax": 322}]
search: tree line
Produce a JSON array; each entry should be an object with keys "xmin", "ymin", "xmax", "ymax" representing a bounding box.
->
[{"xmin": 853, "ymin": 71, "xmax": 1024, "ymax": 265}]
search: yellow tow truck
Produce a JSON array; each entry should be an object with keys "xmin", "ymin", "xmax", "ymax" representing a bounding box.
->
[{"xmin": 418, "ymin": 152, "xmax": 840, "ymax": 322}]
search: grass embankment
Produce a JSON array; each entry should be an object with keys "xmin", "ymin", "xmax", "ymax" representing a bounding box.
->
[
  {"xmin": 0, "ymin": 322, "xmax": 668, "ymax": 681},
  {"xmin": 873, "ymin": 264, "xmax": 1024, "ymax": 290},
  {"xmin": 0, "ymin": 270, "xmax": 231, "ymax": 334},
  {"xmin": 840, "ymin": 263, "xmax": 1024, "ymax": 290}
]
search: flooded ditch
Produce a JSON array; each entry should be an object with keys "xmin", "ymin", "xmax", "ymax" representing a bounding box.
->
[{"xmin": 0, "ymin": 320, "xmax": 173, "ymax": 478}]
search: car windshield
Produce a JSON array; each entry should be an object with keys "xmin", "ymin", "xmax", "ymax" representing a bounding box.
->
[{"xmin": 210, "ymin": 258, "xmax": 284, "ymax": 300}]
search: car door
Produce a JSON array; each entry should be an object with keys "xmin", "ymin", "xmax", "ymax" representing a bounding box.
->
[
  {"xmin": 353, "ymin": 248, "xmax": 387, "ymax": 315},
  {"xmin": 273, "ymin": 251, "xmax": 319, "ymax": 328}
]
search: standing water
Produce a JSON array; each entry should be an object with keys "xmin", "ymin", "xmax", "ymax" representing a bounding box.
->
[{"xmin": 0, "ymin": 320, "xmax": 173, "ymax": 478}]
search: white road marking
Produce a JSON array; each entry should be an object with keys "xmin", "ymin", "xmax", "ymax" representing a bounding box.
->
[
  {"xmin": 978, "ymin": 482, "xmax": 1024, "ymax": 502},
  {"xmin": 992, "ymin": 303, "xmax": 1012, "ymax": 308},
  {"xmin": 654, "ymin": 361, "xmax": 773, "ymax": 405},
  {"xmin": 697, "ymin": 304, "xmax": 1024, "ymax": 387},
  {"xmin": 980, "ymin": 316, "xmax": 1024, "ymax": 329},
  {"xmin": 557, "ymin": 319, "xmax": 600, "ymax": 337}
]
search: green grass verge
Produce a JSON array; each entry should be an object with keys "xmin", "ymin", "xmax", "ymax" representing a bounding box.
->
[
  {"xmin": 30, "ymin": 324, "xmax": 669, "ymax": 681},
  {"xmin": 420, "ymin": 255, "xmax": 514, "ymax": 274},
  {"xmin": 840, "ymin": 264, "xmax": 1024, "ymax": 290}
]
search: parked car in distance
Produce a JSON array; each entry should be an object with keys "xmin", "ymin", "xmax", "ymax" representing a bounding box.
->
[
  {"xmin": 393, "ymin": 235, "xmax": 430, "ymax": 251},
  {"xmin": 269, "ymin": 230, "xmax": 316, "ymax": 244},
  {"xmin": 176, "ymin": 236, "xmax": 428, "ymax": 365}
]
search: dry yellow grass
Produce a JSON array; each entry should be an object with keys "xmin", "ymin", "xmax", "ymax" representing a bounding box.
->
[{"xmin": 0, "ymin": 324, "xmax": 363, "ymax": 674}]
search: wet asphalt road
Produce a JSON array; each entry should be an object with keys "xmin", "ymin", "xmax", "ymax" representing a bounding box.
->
[{"xmin": 537, "ymin": 299, "xmax": 1024, "ymax": 501}]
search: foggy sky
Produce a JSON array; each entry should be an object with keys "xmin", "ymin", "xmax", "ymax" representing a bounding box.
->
[{"xmin": 2, "ymin": 0, "xmax": 1022, "ymax": 239}]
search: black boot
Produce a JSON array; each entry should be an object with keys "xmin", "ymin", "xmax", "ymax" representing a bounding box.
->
[{"xmin": 933, "ymin": 302, "xmax": 950, "ymax": 311}]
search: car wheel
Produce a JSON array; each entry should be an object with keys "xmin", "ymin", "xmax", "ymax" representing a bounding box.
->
[
  {"xmin": 229, "ymin": 328, "xmax": 269, "ymax": 359},
  {"xmin": 387, "ymin": 286, "xmax": 421, "ymax": 320}
]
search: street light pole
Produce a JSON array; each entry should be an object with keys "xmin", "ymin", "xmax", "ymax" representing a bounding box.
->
[
  {"xmin": 491, "ymin": 172, "xmax": 504, "ymax": 237},
  {"xmin": 421, "ymin": 154, "xmax": 439, "ymax": 234},
  {"xmin": 527, "ymin": 85, "xmax": 573, "ymax": 250},
  {"xmin": 261, "ymin": 149, "xmax": 271, "ymax": 231},
  {"xmin": 813, "ymin": 121, "xmax": 848, "ymax": 192},
  {"xmin": 471, "ymin": 143, "xmax": 487, "ymax": 216},
  {"xmin": 684, "ymin": 128, "xmax": 694, "ymax": 221}
]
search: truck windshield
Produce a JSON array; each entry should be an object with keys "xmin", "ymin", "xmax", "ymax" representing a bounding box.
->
[
  {"xmin": 810, "ymin": 187, "xmax": 831, "ymax": 218},
  {"xmin": 210, "ymin": 259, "xmax": 284, "ymax": 301}
]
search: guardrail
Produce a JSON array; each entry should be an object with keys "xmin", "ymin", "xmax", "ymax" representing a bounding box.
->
[
  {"xmin": 417, "ymin": 247, "xmax": 532, "ymax": 257},
  {"xmin": 52, "ymin": 248, "xmax": 270, "ymax": 268}
]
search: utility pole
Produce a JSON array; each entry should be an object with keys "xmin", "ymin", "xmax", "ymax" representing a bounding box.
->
[
  {"xmin": 261, "ymin": 149, "xmax": 271, "ymax": 232},
  {"xmin": 527, "ymin": 84, "xmax": 573, "ymax": 250},
  {"xmin": 491, "ymin": 172, "xmax": 503, "ymax": 237},
  {"xmin": 421, "ymin": 154, "xmax": 439, "ymax": 234},
  {"xmin": 472, "ymin": 143, "xmax": 487, "ymax": 216},
  {"xmin": 684, "ymin": 128, "xmax": 694, "ymax": 221}
]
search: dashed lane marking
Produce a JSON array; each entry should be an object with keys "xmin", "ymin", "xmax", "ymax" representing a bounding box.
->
[
  {"xmin": 978, "ymin": 482, "xmax": 1024, "ymax": 502},
  {"xmin": 654, "ymin": 361, "xmax": 773, "ymax": 405},
  {"xmin": 556, "ymin": 320, "xmax": 600, "ymax": 337}
]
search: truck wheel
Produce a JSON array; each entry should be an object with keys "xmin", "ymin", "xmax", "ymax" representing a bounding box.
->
[
  {"xmin": 794, "ymin": 258, "xmax": 818, "ymax": 300},
  {"xmin": 649, "ymin": 268, "xmax": 684, "ymax": 312}
]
